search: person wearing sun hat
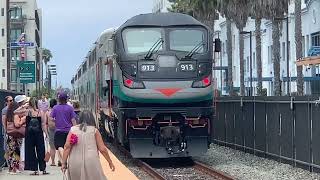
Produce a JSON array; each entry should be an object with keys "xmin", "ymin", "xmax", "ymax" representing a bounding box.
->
[
  {"xmin": 51, "ymin": 91, "xmax": 77, "ymax": 164},
  {"xmin": 13, "ymin": 94, "xmax": 30, "ymax": 172}
]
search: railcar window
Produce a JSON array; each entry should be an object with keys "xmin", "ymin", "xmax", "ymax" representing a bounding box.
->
[
  {"xmin": 122, "ymin": 28, "xmax": 163, "ymax": 54},
  {"xmin": 169, "ymin": 29, "xmax": 206, "ymax": 53}
]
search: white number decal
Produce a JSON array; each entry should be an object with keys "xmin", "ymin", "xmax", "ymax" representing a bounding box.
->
[
  {"xmin": 180, "ymin": 64, "xmax": 194, "ymax": 71},
  {"xmin": 141, "ymin": 65, "xmax": 155, "ymax": 72}
]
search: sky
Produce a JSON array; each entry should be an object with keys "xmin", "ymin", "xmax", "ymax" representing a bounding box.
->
[{"xmin": 38, "ymin": 0, "xmax": 153, "ymax": 88}]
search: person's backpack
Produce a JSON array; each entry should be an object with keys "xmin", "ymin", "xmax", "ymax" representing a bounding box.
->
[{"xmin": 27, "ymin": 111, "xmax": 41, "ymax": 133}]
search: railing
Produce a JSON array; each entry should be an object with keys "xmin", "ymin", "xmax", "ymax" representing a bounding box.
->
[
  {"xmin": 307, "ymin": 46, "xmax": 320, "ymax": 57},
  {"xmin": 213, "ymin": 96, "xmax": 320, "ymax": 172}
]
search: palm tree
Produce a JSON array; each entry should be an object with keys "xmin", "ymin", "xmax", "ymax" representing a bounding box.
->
[
  {"xmin": 169, "ymin": 0, "xmax": 217, "ymax": 32},
  {"xmin": 217, "ymin": 0, "xmax": 250, "ymax": 96},
  {"xmin": 295, "ymin": 0, "xmax": 304, "ymax": 95},
  {"xmin": 251, "ymin": 1, "xmax": 267, "ymax": 96},
  {"xmin": 256, "ymin": 0, "xmax": 289, "ymax": 96},
  {"xmin": 226, "ymin": 19, "xmax": 235, "ymax": 95},
  {"xmin": 42, "ymin": 48, "xmax": 53, "ymax": 88}
]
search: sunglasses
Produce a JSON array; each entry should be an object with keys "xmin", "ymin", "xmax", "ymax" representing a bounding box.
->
[{"xmin": 7, "ymin": 99, "xmax": 13, "ymax": 102}]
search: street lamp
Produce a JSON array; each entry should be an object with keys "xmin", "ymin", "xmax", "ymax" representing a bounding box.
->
[
  {"xmin": 240, "ymin": 31, "xmax": 253, "ymax": 96},
  {"xmin": 275, "ymin": 16, "xmax": 290, "ymax": 95}
]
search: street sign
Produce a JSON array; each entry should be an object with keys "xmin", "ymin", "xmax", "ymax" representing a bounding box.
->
[
  {"xmin": 10, "ymin": 42, "xmax": 35, "ymax": 48},
  {"xmin": 17, "ymin": 61, "xmax": 36, "ymax": 83}
]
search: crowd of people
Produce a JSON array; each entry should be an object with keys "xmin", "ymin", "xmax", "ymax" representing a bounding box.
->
[{"xmin": 1, "ymin": 91, "xmax": 115, "ymax": 179}]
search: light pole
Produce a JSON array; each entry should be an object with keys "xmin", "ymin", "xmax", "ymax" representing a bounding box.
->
[
  {"xmin": 240, "ymin": 31, "xmax": 253, "ymax": 96},
  {"xmin": 275, "ymin": 16, "xmax": 289, "ymax": 95}
]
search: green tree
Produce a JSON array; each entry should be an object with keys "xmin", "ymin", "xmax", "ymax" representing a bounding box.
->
[
  {"xmin": 169, "ymin": 0, "xmax": 218, "ymax": 32},
  {"xmin": 295, "ymin": 0, "xmax": 304, "ymax": 95}
]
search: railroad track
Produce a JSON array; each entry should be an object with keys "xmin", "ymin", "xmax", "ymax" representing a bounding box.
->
[
  {"xmin": 114, "ymin": 143, "xmax": 166, "ymax": 180},
  {"xmin": 193, "ymin": 160, "xmax": 235, "ymax": 180},
  {"xmin": 113, "ymin": 142, "xmax": 234, "ymax": 180}
]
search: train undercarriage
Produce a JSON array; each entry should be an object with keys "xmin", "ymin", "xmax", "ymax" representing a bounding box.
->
[{"xmin": 102, "ymin": 99, "xmax": 212, "ymax": 158}]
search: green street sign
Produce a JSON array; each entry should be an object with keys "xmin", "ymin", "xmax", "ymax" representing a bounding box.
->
[{"xmin": 17, "ymin": 61, "xmax": 36, "ymax": 84}]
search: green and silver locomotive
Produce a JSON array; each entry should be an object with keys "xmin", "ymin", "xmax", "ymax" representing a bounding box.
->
[{"xmin": 73, "ymin": 12, "xmax": 218, "ymax": 158}]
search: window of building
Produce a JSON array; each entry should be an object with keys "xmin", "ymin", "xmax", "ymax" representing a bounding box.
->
[
  {"xmin": 10, "ymin": 7, "xmax": 22, "ymax": 19},
  {"xmin": 1, "ymin": 49, "xmax": 4, "ymax": 57},
  {"xmin": 225, "ymin": 40, "xmax": 227, "ymax": 54},
  {"xmin": 302, "ymin": 36, "xmax": 305, "ymax": 57},
  {"xmin": 2, "ymin": 69, "xmax": 5, "ymax": 77},
  {"xmin": 247, "ymin": 56, "xmax": 250, "ymax": 73},
  {"xmin": 311, "ymin": 32, "xmax": 320, "ymax": 46},
  {"xmin": 10, "ymin": 69, "xmax": 17, "ymax": 82},
  {"xmin": 288, "ymin": 41, "xmax": 291, "ymax": 61},
  {"xmin": 306, "ymin": 35, "xmax": 310, "ymax": 52},
  {"xmin": 1, "ymin": 8, "xmax": 4, "ymax": 16},
  {"xmin": 268, "ymin": 46, "xmax": 273, "ymax": 64},
  {"xmin": 232, "ymin": 35, "xmax": 235, "ymax": 50},
  {"xmin": 253, "ymin": 52, "xmax": 256, "ymax": 69},
  {"xmin": 10, "ymin": 29, "xmax": 23, "ymax": 41},
  {"xmin": 282, "ymin": 42, "xmax": 286, "ymax": 61},
  {"xmin": 11, "ymin": 49, "xmax": 21, "ymax": 61},
  {"xmin": 1, "ymin": 29, "xmax": 4, "ymax": 37},
  {"xmin": 243, "ymin": 56, "xmax": 250, "ymax": 72}
]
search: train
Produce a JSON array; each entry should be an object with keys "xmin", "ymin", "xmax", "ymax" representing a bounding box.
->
[{"xmin": 71, "ymin": 12, "xmax": 219, "ymax": 158}]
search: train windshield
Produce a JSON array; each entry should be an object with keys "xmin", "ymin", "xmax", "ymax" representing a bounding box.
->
[
  {"xmin": 122, "ymin": 28, "xmax": 163, "ymax": 54},
  {"xmin": 169, "ymin": 28, "xmax": 206, "ymax": 53}
]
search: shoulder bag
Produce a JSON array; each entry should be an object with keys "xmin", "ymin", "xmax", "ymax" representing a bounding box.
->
[{"xmin": 6, "ymin": 117, "xmax": 25, "ymax": 138}]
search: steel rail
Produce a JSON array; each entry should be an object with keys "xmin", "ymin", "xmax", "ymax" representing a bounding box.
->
[
  {"xmin": 114, "ymin": 143, "xmax": 165, "ymax": 180},
  {"xmin": 193, "ymin": 160, "xmax": 235, "ymax": 180}
]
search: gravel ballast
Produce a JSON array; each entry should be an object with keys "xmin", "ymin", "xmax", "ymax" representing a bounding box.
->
[{"xmin": 195, "ymin": 144, "xmax": 320, "ymax": 180}]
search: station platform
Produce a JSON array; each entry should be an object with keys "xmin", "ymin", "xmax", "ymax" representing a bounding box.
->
[{"xmin": 0, "ymin": 149, "xmax": 138, "ymax": 180}]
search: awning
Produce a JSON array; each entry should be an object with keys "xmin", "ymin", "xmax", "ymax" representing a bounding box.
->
[{"xmin": 296, "ymin": 56, "xmax": 320, "ymax": 66}]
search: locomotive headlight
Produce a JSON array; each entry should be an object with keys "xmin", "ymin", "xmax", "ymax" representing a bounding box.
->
[
  {"xmin": 123, "ymin": 75, "xmax": 145, "ymax": 89},
  {"xmin": 192, "ymin": 75, "xmax": 212, "ymax": 88}
]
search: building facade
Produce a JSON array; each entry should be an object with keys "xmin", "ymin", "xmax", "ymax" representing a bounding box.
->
[
  {"xmin": 0, "ymin": 0, "xmax": 8, "ymax": 90},
  {"xmin": 8, "ymin": 0, "xmax": 42, "ymax": 95},
  {"xmin": 152, "ymin": 0, "xmax": 172, "ymax": 13},
  {"xmin": 152, "ymin": 0, "xmax": 320, "ymax": 96},
  {"xmin": 214, "ymin": 0, "xmax": 320, "ymax": 96}
]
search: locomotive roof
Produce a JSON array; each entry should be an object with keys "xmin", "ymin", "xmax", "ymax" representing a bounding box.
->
[{"xmin": 118, "ymin": 12, "xmax": 205, "ymax": 30}]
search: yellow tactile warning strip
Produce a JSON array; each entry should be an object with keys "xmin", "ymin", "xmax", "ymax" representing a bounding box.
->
[{"xmin": 100, "ymin": 149, "xmax": 139, "ymax": 180}]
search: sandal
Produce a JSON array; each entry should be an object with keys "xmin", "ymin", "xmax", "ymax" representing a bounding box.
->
[
  {"xmin": 30, "ymin": 171, "xmax": 39, "ymax": 176},
  {"xmin": 50, "ymin": 164, "xmax": 56, "ymax": 166},
  {"xmin": 43, "ymin": 171, "xmax": 50, "ymax": 175},
  {"xmin": 58, "ymin": 161, "xmax": 62, "ymax": 167}
]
